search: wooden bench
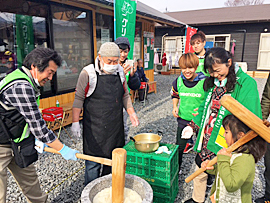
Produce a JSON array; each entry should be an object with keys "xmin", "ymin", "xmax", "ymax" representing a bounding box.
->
[{"xmin": 246, "ymin": 71, "xmax": 269, "ymax": 78}]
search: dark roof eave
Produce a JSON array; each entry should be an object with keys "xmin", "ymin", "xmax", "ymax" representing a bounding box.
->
[
  {"xmin": 82, "ymin": 0, "xmax": 184, "ymax": 27},
  {"xmin": 91, "ymin": 0, "xmax": 114, "ymax": 7},
  {"xmin": 188, "ymin": 19, "xmax": 270, "ymax": 26},
  {"xmin": 136, "ymin": 11, "xmax": 185, "ymax": 27}
]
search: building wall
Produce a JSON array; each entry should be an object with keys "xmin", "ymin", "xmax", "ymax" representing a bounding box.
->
[
  {"xmin": 155, "ymin": 27, "xmax": 184, "ymax": 49},
  {"xmin": 155, "ymin": 22, "xmax": 270, "ymax": 71},
  {"xmin": 197, "ymin": 22, "xmax": 268, "ymax": 71}
]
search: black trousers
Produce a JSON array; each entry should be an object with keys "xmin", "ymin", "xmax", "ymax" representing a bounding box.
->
[
  {"xmin": 265, "ymin": 143, "xmax": 270, "ymax": 198},
  {"xmin": 138, "ymin": 84, "xmax": 149, "ymax": 101},
  {"xmin": 176, "ymin": 126, "xmax": 188, "ymax": 169}
]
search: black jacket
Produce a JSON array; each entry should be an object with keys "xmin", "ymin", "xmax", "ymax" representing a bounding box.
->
[{"xmin": 127, "ymin": 72, "xmax": 141, "ymax": 90}]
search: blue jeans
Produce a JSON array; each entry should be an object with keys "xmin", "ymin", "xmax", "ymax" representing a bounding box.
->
[
  {"xmin": 123, "ymin": 108, "xmax": 129, "ymax": 144},
  {"xmin": 85, "ymin": 160, "xmax": 101, "ymax": 186},
  {"xmin": 84, "ymin": 160, "xmax": 112, "ymax": 186},
  {"xmin": 187, "ymin": 137, "xmax": 194, "ymax": 144}
]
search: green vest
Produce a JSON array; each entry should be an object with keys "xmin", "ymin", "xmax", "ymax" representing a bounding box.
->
[
  {"xmin": 177, "ymin": 77, "xmax": 205, "ymax": 121},
  {"xmin": 195, "ymin": 57, "xmax": 210, "ymax": 76},
  {"xmin": 0, "ymin": 69, "xmax": 40, "ymax": 143},
  {"xmin": 126, "ymin": 72, "xmax": 130, "ymax": 93}
]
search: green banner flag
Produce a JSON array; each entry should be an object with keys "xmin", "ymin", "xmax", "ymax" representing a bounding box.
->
[
  {"xmin": 114, "ymin": 0, "xmax": 137, "ymax": 59},
  {"xmin": 16, "ymin": 15, "xmax": 35, "ymax": 67}
]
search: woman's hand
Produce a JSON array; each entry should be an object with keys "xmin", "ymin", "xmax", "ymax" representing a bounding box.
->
[
  {"xmin": 123, "ymin": 63, "xmax": 131, "ymax": 75},
  {"xmin": 133, "ymin": 61, "xmax": 138, "ymax": 73},
  {"xmin": 217, "ymin": 148, "xmax": 232, "ymax": 157},
  {"xmin": 201, "ymin": 160, "xmax": 214, "ymax": 170},
  {"xmin": 172, "ymin": 107, "xmax": 179, "ymax": 118},
  {"xmin": 129, "ymin": 64, "xmax": 135, "ymax": 77}
]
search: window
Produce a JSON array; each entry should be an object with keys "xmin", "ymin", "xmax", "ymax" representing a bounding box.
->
[
  {"xmin": 0, "ymin": 0, "xmax": 48, "ymax": 83},
  {"xmin": 258, "ymin": 33, "xmax": 270, "ymax": 70},
  {"xmin": 52, "ymin": 5, "xmax": 92, "ymax": 92},
  {"xmin": 133, "ymin": 22, "xmax": 141, "ymax": 60},
  {"xmin": 164, "ymin": 36, "xmax": 184, "ymax": 67},
  {"xmin": 96, "ymin": 13, "xmax": 114, "ymax": 54},
  {"xmin": 165, "ymin": 39, "xmax": 176, "ymax": 53},
  {"xmin": 205, "ymin": 34, "xmax": 231, "ymax": 51}
]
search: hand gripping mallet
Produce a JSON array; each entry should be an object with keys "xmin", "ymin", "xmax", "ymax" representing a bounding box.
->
[
  {"xmin": 43, "ymin": 147, "xmax": 127, "ymax": 203},
  {"xmin": 185, "ymin": 95, "xmax": 270, "ymax": 183}
]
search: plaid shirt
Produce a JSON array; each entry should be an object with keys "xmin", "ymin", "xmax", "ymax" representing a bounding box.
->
[{"xmin": 1, "ymin": 82, "xmax": 57, "ymax": 143}]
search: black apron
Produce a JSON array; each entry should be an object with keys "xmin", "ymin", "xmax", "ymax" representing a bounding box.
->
[{"xmin": 83, "ymin": 72, "xmax": 124, "ymax": 159}]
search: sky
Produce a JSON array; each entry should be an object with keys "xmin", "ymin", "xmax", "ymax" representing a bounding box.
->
[{"xmin": 142, "ymin": 0, "xmax": 270, "ymax": 12}]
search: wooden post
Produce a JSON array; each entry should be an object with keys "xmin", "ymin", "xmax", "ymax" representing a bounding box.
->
[{"xmin": 112, "ymin": 148, "xmax": 127, "ymax": 203}]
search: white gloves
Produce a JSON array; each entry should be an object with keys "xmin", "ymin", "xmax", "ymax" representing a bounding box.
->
[
  {"xmin": 181, "ymin": 126, "xmax": 193, "ymax": 139},
  {"xmin": 129, "ymin": 113, "xmax": 139, "ymax": 127},
  {"xmin": 35, "ymin": 139, "xmax": 48, "ymax": 153},
  {"xmin": 71, "ymin": 122, "xmax": 81, "ymax": 137}
]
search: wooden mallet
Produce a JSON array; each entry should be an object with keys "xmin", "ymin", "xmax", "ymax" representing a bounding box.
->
[
  {"xmin": 185, "ymin": 95, "xmax": 270, "ymax": 183},
  {"xmin": 43, "ymin": 147, "xmax": 127, "ymax": 203}
]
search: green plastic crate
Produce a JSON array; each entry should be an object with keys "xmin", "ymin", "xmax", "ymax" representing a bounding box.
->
[
  {"xmin": 124, "ymin": 142, "xmax": 179, "ymax": 186},
  {"xmin": 152, "ymin": 173, "xmax": 179, "ymax": 203}
]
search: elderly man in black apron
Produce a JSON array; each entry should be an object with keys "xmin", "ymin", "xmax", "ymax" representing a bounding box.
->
[{"xmin": 71, "ymin": 42, "xmax": 139, "ymax": 185}]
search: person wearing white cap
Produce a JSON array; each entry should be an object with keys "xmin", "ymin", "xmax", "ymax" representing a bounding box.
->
[{"xmin": 71, "ymin": 42, "xmax": 139, "ymax": 185}]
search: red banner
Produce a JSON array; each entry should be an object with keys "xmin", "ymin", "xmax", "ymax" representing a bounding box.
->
[{"xmin": 184, "ymin": 27, "xmax": 197, "ymax": 53}]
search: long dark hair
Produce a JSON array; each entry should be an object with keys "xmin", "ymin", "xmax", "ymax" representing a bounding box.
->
[
  {"xmin": 203, "ymin": 47, "xmax": 236, "ymax": 92},
  {"xmin": 222, "ymin": 115, "xmax": 266, "ymax": 163}
]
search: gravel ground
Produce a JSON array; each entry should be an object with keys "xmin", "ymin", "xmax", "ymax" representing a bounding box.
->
[{"xmin": 6, "ymin": 74, "xmax": 268, "ymax": 203}]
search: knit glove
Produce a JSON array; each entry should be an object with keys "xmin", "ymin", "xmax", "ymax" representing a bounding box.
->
[
  {"xmin": 34, "ymin": 139, "xmax": 48, "ymax": 153},
  {"xmin": 181, "ymin": 126, "xmax": 193, "ymax": 139},
  {"xmin": 71, "ymin": 122, "xmax": 81, "ymax": 137},
  {"xmin": 59, "ymin": 145, "xmax": 79, "ymax": 161}
]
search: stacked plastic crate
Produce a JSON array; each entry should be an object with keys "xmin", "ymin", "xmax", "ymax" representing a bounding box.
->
[{"xmin": 123, "ymin": 142, "xmax": 179, "ymax": 203}]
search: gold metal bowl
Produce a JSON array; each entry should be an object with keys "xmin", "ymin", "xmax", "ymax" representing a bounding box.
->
[{"xmin": 131, "ymin": 132, "xmax": 162, "ymax": 153}]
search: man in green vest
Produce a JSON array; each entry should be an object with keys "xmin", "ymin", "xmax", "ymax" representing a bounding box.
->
[
  {"xmin": 0, "ymin": 48, "xmax": 78, "ymax": 203},
  {"xmin": 190, "ymin": 31, "xmax": 210, "ymax": 77}
]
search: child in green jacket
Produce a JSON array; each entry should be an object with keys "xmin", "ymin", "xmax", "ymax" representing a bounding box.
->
[{"xmin": 201, "ymin": 115, "xmax": 266, "ymax": 203}]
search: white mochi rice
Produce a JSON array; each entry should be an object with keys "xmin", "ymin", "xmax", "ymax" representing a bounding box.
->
[{"xmin": 93, "ymin": 187, "xmax": 142, "ymax": 203}]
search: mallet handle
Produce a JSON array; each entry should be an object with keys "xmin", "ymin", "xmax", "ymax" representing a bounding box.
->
[
  {"xmin": 185, "ymin": 130, "xmax": 257, "ymax": 183},
  {"xmin": 185, "ymin": 120, "xmax": 270, "ymax": 183},
  {"xmin": 43, "ymin": 147, "xmax": 112, "ymax": 166},
  {"xmin": 220, "ymin": 95, "xmax": 270, "ymax": 143}
]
